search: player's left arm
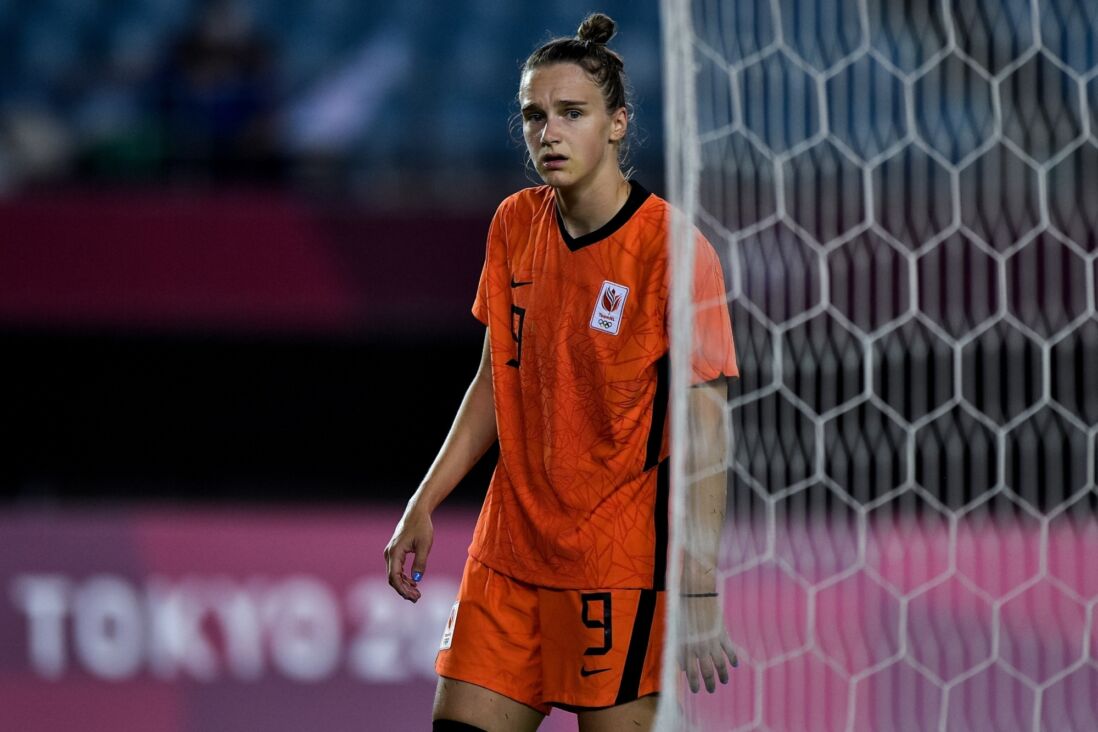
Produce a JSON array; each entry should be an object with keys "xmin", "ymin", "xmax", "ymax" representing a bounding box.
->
[
  {"xmin": 674, "ymin": 231, "xmax": 739, "ymax": 692},
  {"xmin": 679, "ymin": 376, "xmax": 738, "ymax": 693}
]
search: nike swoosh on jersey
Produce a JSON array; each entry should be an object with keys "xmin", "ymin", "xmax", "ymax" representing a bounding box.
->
[
  {"xmin": 580, "ymin": 667, "xmax": 611, "ymax": 677},
  {"xmin": 510, "ymin": 277, "xmax": 534, "ymax": 288}
]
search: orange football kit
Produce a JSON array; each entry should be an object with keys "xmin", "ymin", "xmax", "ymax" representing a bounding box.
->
[{"xmin": 436, "ymin": 181, "xmax": 738, "ymax": 713}]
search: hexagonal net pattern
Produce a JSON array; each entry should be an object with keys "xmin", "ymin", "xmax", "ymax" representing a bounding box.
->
[{"xmin": 658, "ymin": 1, "xmax": 1098, "ymax": 730}]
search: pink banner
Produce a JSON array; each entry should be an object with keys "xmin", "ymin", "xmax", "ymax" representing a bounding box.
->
[
  {"xmin": 0, "ymin": 506, "xmax": 574, "ymax": 732},
  {"xmin": 4, "ymin": 507, "xmax": 1096, "ymax": 731}
]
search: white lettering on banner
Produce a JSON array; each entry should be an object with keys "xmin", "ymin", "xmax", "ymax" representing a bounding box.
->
[
  {"xmin": 145, "ymin": 576, "xmax": 219, "ymax": 680},
  {"xmin": 346, "ymin": 578, "xmax": 459, "ymax": 682},
  {"xmin": 210, "ymin": 578, "xmax": 264, "ymax": 680},
  {"xmin": 264, "ymin": 577, "xmax": 341, "ymax": 682},
  {"xmin": 9, "ymin": 574, "xmax": 70, "ymax": 678},
  {"xmin": 8, "ymin": 573, "xmax": 458, "ymax": 684},
  {"xmin": 73, "ymin": 575, "xmax": 144, "ymax": 679},
  {"xmin": 346, "ymin": 579, "xmax": 408, "ymax": 682}
]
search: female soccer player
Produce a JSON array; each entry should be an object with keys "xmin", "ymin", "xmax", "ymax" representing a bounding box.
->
[{"xmin": 384, "ymin": 13, "xmax": 739, "ymax": 731}]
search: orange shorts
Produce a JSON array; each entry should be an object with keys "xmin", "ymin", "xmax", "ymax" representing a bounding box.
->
[{"xmin": 435, "ymin": 555, "xmax": 665, "ymax": 715}]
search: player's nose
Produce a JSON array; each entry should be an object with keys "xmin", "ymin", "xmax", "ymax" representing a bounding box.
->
[{"xmin": 541, "ymin": 115, "xmax": 562, "ymax": 144}]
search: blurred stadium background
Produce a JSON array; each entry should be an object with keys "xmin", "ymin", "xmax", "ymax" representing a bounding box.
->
[
  {"xmin": 0, "ymin": 0, "xmax": 662, "ymax": 504},
  {"xmin": 4, "ymin": 0, "xmax": 1098, "ymax": 730}
]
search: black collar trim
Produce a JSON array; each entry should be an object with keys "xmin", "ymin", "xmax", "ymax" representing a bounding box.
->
[{"xmin": 555, "ymin": 180, "xmax": 651, "ymax": 252}]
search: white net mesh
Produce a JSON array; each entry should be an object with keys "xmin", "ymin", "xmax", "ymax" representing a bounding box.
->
[{"xmin": 659, "ymin": 1, "xmax": 1098, "ymax": 730}]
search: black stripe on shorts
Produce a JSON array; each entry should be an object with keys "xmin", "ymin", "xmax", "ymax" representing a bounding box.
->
[{"xmin": 614, "ymin": 588, "xmax": 658, "ymax": 706}]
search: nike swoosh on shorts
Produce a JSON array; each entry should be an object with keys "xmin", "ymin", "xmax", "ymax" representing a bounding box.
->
[{"xmin": 580, "ymin": 667, "xmax": 611, "ymax": 677}]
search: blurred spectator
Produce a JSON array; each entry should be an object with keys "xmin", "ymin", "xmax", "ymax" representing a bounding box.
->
[
  {"xmin": 0, "ymin": 0, "xmax": 658, "ymax": 204},
  {"xmin": 152, "ymin": 0, "xmax": 282, "ymax": 182},
  {"xmin": 282, "ymin": 24, "xmax": 411, "ymax": 192},
  {"xmin": 0, "ymin": 104, "xmax": 73, "ymax": 193}
]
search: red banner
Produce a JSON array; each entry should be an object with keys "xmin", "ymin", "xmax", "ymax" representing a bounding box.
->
[{"xmin": 0, "ymin": 192, "xmax": 485, "ymax": 336}]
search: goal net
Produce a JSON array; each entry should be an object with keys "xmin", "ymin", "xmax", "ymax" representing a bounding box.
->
[{"xmin": 658, "ymin": 1, "xmax": 1098, "ymax": 730}]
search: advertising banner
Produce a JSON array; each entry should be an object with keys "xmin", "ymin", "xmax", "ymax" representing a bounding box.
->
[{"xmin": 0, "ymin": 506, "xmax": 574, "ymax": 732}]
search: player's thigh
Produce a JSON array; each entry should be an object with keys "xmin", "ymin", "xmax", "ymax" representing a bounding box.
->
[
  {"xmin": 433, "ymin": 676, "xmax": 545, "ymax": 732},
  {"xmin": 576, "ymin": 693, "xmax": 659, "ymax": 732}
]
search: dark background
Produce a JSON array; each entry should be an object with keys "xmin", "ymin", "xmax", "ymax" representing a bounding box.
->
[{"xmin": 0, "ymin": 0, "xmax": 662, "ymax": 506}]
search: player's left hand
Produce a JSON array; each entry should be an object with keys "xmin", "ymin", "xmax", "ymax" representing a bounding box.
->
[{"xmin": 678, "ymin": 595, "xmax": 738, "ymax": 693}]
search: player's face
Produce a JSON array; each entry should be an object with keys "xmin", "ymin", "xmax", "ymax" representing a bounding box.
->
[{"xmin": 519, "ymin": 63, "xmax": 627, "ymax": 191}]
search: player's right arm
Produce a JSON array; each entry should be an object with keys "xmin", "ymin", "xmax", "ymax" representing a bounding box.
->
[{"xmin": 384, "ymin": 329, "xmax": 496, "ymax": 602}]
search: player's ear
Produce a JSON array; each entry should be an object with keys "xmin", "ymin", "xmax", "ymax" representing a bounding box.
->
[{"xmin": 609, "ymin": 105, "xmax": 627, "ymax": 143}]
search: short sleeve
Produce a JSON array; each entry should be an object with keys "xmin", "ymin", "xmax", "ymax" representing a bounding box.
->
[
  {"xmin": 690, "ymin": 235, "xmax": 739, "ymax": 385},
  {"xmin": 471, "ymin": 249, "xmax": 490, "ymax": 325},
  {"xmin": 471, "ymin": 200, "xmax": 510, "ymax": 325}
]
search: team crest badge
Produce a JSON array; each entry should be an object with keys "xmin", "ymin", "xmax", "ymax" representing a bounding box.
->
[
  {"xmin": 590, "ymin": 280, "xmax": 630, "ymax": 335},
  {"xmin": 439, "ymin": 601, "xmax": 459, "ymax": 650}
]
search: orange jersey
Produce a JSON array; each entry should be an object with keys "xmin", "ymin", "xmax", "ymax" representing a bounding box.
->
[{"xmin": 470, "ymin": 181, "xmax": 738, "ymax": 590}]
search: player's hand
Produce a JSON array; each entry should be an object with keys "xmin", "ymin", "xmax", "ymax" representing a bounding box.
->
[
  {"xmin": 383, "ymin": 505, "xmax": 434, "ymax": 603},
  {"xmin": 678, "ymin": 595, "xmax": 738, "ymax": 693}
]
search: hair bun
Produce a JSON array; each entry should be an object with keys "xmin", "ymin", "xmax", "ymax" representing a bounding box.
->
[{"xmin": 577, "ymin": 12, "xmax": 616, "ymax": 45}]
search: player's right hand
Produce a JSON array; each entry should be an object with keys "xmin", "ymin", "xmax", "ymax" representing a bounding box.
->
[{"xmin": 384, "ymin": 506, "xmax": 434, "ymax": 603}]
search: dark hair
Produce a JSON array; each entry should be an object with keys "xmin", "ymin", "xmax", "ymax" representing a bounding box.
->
[{"xmin": 518, "ymin": 12, "xmax": 636, "ymax": 170}]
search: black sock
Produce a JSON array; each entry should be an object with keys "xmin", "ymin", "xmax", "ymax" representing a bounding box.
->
[{"xmin": 432, "ymin": 720, "xmax": 487, "ymax": 732}]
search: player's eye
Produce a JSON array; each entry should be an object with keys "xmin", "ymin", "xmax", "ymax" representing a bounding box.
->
[
  {"xmin": 566, "ymin": 109, "xmax": 582, "ymax": 120},
  {"xmin": 524, "ymin": 111, "xmax": 544, "ymax": 123}
]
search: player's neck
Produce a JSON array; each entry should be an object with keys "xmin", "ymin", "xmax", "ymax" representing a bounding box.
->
[{"xmin": 554, "ymin": 169, "xmax": 630, "ymax": 239}]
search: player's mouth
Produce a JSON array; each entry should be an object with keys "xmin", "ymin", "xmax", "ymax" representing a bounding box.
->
[{"xmin": 541, "ymin": 153, "xmax": 568, "ymax": 170}]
